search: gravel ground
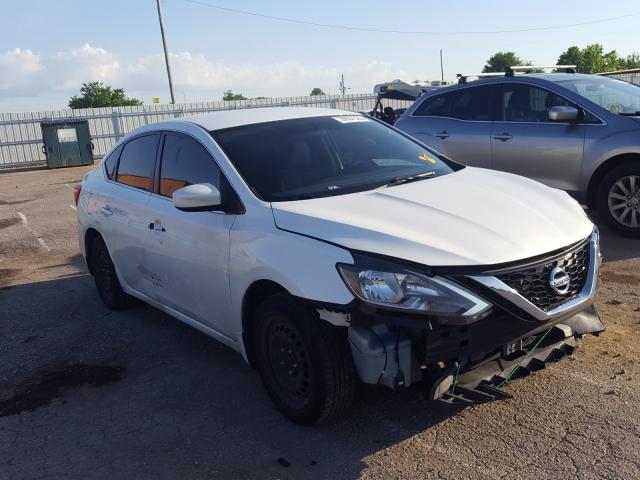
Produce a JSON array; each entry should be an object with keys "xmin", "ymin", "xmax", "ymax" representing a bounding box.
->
[{"xmin": 1, "ymin": 165, "xmax": 639, "ymax": 480}]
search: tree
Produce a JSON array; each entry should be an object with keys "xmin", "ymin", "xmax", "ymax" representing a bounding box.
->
[
  {"xmin": 68, "ymin": 82, "xmax": 142, "ymax": 109},
  {"xmin": 557, "ymin": 46, "xmax": 582, "ymax": 67},
  {"xmin": 482, "ymin": 52, "xmax": 525, "ymax": 73},
  {"xmin": 581, "ymin": 44, "xmax": 620, "ymax": 73},
  {"xmin": 222, "ymin": 90, "xmax": 248, "ymax": 101},
  {"xmin": 310, "ymin": 87, "xmax": 325, "ymax": 96},
  {"xmin": 557, "ymin": 44, "xmax": 626, "ymax": 73},
  {"xmin": 623, "ymin": 52, "xmax": 640, "ymax": 70}
]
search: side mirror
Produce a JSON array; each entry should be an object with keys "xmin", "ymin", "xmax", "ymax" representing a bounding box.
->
[
  {"xmin": 548, "ymin": 106, "xmax": 579, "ymax": 122},
  {"xmin": 172, "ymin": 183, "xmax": 221, "ymax": 212}
]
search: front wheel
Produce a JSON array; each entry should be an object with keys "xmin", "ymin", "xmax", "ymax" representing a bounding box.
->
[
  {"xmin": 596, "ymin": 163, "xmax": 640, "ymax": 238},
  {"xmin": 253, "ymin": 294, "xmax": 357, "ymax": 425}
]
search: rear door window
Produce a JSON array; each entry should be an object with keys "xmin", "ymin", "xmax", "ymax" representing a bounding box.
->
[
  {"xmin": 159, "ymin": 133, "xmax": 222, "ymax": 197},
  {"xmin": 448, "ymin": 86, "xmax": 495, "ymax": 121},
  {"xmin": 116, "ymin": 134, "xmax": 160, "ymax": 191},
  {"xmin": 414, "ymin": 93, "xmax": 450, "ymax": 117}
]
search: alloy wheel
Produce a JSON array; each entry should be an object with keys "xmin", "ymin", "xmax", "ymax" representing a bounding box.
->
[{"xmin": 608, "ymin": 175, "xmax": 640, "ymax": 228}]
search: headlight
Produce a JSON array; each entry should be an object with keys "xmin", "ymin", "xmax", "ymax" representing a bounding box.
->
[{"xmin": 337, "ymin": 260, "xmax": 492, "ymax": 324}]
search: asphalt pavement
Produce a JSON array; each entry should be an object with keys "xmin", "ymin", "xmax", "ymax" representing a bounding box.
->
[{"xmin": 1, "ymin": 165, "xmax": 639, "ymax": 480}]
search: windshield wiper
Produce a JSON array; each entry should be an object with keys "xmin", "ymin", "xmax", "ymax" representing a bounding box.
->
[
  {"xmin": 385, "ymin": 171, "xmax": 436, "ymax": 187},
  {"xmin": 618, "ymin": 111, "xmax": 640, "ymax": 116}
]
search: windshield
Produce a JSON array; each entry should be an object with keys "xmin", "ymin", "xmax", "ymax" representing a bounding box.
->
[
  {"xmin": 556, "ymin": 77, "xmax": 640, "ymax": 115},
  {"xmin": 212, "ymin": 115, "xmax": 456, "ymax": 202}
]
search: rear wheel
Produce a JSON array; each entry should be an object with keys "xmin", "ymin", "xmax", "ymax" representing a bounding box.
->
[
  {"xmin": 90, "ymin": 236, "xmax": 133, "ymax": 309},
  {"xmin": 596, "ymin": 163, "xmax": 640, "ymax": 238},
  {"xmin": 253, "ymin": 294, "xmax": 357, "ymax": 425}
]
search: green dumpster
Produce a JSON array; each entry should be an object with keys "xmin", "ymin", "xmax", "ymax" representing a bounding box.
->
[{"xmin": 41, "ymin": 120, "xmax": 94, "ymax": 168}]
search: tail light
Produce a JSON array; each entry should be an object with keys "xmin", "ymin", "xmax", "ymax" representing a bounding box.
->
[{"xmin": 73, "ymin": 183, "xmax": 82, "ymax": 206}]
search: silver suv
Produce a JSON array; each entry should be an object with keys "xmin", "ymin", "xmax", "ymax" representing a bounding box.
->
[{"xmin": 395, "ymin": 72, "xmax": 640, "ymax": 237}]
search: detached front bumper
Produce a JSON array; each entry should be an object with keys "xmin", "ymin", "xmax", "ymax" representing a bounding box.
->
[
  {"xmin": 432, "ymin": 306, "xmax": 603, "ymax": 404},
  {"xmin": 342, "ymin": 229, "xmax": 603, "ymax": 400}
]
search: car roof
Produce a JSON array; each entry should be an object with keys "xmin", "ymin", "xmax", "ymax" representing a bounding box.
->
[
  {"xmin": 166, "ymin": 106, "xmax": 356, "ymax": 131},
  {"xmin": 414, "ymin": 73, "xmax": 600, "ymax": 100},
  {"xmin": 451, "ymin": 73, "xmax": 596, "ymax": 88},
  {"xmin": 520, "ymin": 73, "xmax": 596, "ymax": 83}
]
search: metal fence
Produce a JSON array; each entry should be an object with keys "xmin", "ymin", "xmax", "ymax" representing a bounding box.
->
[
  {"xmin": 599, "ymin": 70, "xmax": 640, "ymax": 85},
  {"xmin": 0, "ymin": 94, "xmax": 411, "ymax": 167}
]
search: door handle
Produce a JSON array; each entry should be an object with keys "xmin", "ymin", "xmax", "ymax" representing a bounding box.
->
[
  {"xmin": 434, "ymin": 130, "xmax": 450, "ymax": 139},
  {"xmin": 493, "ymin": 132, "xmax": 513, "ymax": 141},
  {"xmin": 99, "ymin": 206, "xmax": 113, "ymax": 216},
  {"xmin": 149, "ymin": 222, "xmax": 166, "ymax": 232}
]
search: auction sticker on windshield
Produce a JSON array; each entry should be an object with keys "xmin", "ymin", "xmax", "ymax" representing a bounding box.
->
[
  {"xmin": 419, "ymin": 153, "xmax": 437, "ymax": 164},
  {"xmin": 332, "ymin": 115, "xmax": 370, "ymax": 123}
]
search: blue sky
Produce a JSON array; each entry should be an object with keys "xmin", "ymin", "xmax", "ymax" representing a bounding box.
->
[{"xmin": 1, "ymin": 0, "xmax": 639, "ymax": 112}]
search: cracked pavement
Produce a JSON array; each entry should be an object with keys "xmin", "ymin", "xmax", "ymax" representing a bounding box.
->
[{"xmin": 1, "ymin": 165, "xmax": 639, "ymax": 479}]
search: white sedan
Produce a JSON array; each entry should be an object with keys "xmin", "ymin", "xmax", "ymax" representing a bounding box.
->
[{"xmin": 76, "ymin": 107, "xmax": 602, "ymax": 424}]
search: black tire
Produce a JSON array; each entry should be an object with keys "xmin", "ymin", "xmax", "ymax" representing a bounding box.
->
[
  {"xmin": 253, "ymin": 293, "xmax": 357, "ymax": 425},
  {"xmin": 90, "ymin": 236, "xmax": 133, "ymax": 309},
  {"xmin": 596, "ymin": 162, "xmax": 640, "ymax": 238}
]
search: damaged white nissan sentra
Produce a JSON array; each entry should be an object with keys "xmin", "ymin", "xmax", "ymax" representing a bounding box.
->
[{"xmin": 76, "ymin": 107, "xmax": 603, "ymax": 424}]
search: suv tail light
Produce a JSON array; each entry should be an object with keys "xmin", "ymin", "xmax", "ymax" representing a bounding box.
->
[{"xmin": 73, "ymin": 183, "xmax": 82, "ymax": 206}]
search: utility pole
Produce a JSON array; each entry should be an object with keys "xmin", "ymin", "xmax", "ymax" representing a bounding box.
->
[
  {"xmin": 339, "ymin": 74, "xmax": 346, "ymax": 96},
  {"xmin": 440, "ymin": 49, "xmax": 444, "ymax": 82},
  {"xmin": 156, "ymin": 0, "xmax": 176, "ymax": 104}
]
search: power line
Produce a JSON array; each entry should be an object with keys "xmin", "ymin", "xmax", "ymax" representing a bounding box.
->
[{"xmin": 184, "ymin": 0, "xmax": 640, "ymax": 36}]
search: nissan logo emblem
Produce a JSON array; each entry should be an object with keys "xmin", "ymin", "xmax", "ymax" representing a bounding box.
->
[{"xmin": 549, "ymin": 267, "xmax": 571, "ymax": 295}]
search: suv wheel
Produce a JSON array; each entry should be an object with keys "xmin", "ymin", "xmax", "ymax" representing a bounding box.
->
[
  {"xmin": 90, "ymin": 236, "xmax": 133, "ymax": 309},
  {"xmin": 596, "ymin": 163, "xmax": 640, "ymax": 238},
  {"xmin": 253, "ymin": 293, "xmax": 357, "ymax": 425}
]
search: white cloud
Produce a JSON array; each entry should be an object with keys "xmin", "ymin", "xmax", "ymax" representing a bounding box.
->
[
  {"xmin": 52, "ymin": 43, "xmax": 120, "ymax": 90},
  {"xmin": 0, "ymin": 48, "xmax": 44, "ymax": 90},
  {"xmin": 0, "ymin": 43, "xmax": 420, "ymax": 111},
  {"xmin": 125, "ymin": 52, "xmax": 415, "ymax": 99}
]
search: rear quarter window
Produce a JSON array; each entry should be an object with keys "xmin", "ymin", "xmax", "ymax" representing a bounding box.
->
[{"xmin": 103, "ymin": 144, "xmax": 122, "ymax": 180}]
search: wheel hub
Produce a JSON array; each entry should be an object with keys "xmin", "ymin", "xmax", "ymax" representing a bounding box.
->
[
  {"xmin": 268, "ymin": 322, "xmax": 311, "ymax": 404},
  {"xmin": 608, "ymin": 175, "xmax": 640, "ymax": 228}
]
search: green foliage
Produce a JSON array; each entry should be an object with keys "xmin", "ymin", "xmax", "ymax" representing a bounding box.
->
[
  {"xmin": 623, "ymin": 52, "xmax": 640, "ymax": 69},
  {"xmin": 68, "ymin": 82, "xmax": 142, "ymax": 109},
  {"xmin": 310, "ymin": 87, "xmax": 325, "ymax": 96},
  {"xmin": 557, "ymin": 44, "xmax": 639, "ymax": 73},
  {"xmin": 482, "ymin": 52, "xmax": 526, "ymax": 73},
  {"xmin": 223, "ymin": 90, "xmax": 248, "ymax": 101},
  {"xmin": 557, "ymin": 46, "xmax": 582, "ymax": 67}
]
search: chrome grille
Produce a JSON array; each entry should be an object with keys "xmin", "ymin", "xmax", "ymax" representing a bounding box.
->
[{"xmin": 497, "ymin": 240, "xmax": 591, "ymax": 312}]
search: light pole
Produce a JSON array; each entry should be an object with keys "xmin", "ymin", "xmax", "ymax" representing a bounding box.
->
[{"xmin": 156, "ymin": 0, "xmax": 176, "ymax": 104}]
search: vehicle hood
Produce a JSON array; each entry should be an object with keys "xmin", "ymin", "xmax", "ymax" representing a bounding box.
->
[{"xmin": 271, "ymin": 167, "xmax": 593, "ymax": 267}]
